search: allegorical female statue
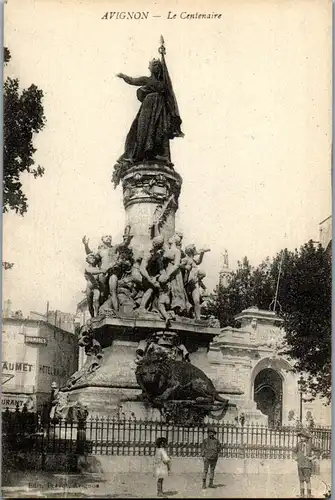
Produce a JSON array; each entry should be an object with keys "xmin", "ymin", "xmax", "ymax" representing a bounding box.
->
[{"xmin": 115, "ymin": 37, "xmax": 184, "ymax": 174}]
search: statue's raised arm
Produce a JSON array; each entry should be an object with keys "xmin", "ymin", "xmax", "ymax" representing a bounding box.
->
[
  {"xmin": 114, "ymin": 36, "xmax": 184, "ymax": 183},
  {"xmin": 82, "ymin": 235, "xmax": 92, "ymax": 255},
  {"xmin": 116, "ymin": 73, "xmax": 150, "ymax": 87}
]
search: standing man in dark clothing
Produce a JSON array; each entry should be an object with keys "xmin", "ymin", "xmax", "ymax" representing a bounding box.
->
[
  {"xmin": 201, "ymin": 426, "xmax": 222, "ymax": 489},
  {"xmin": 293, "ymin": 429, "xmax": 320, "ymax": 498}
]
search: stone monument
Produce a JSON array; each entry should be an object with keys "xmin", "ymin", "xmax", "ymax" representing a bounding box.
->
[{"xmin": 57, "ymin": 37, "xmax": 241, "ymax": 424}]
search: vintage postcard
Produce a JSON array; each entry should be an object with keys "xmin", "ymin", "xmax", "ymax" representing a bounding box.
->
[{"xmin": 2, "ymin": 0, "xmax": 332, "ymax": 498}]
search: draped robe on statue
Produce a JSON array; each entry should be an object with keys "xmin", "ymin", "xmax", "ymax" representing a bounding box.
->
[{"xmin": 118, "ymin": 56, "xmax": 183, "ymax": 164}]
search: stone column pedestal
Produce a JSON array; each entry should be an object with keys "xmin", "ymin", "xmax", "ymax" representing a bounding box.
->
[{"xmin": 121, "ymin": 162, "xmax": 182, "ymax": 254}]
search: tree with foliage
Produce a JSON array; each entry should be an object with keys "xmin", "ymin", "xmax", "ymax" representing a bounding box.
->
[
  {"xmin": 204, "ymin": 255, "xmax": 281, "ymax": 327},
  {"xmin": 3, "ymin": 47, "xmax": 46, "ymax": 216},
  {"xmin": 205, "ymin": 241, "xmax": 331, "ymax": 402}
]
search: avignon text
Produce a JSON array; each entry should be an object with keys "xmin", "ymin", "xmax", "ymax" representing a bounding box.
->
[{"xmin": 101, "ymin": 12, "xmax": 222, "ymax": 20}]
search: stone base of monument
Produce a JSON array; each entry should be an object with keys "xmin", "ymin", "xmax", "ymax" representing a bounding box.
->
[
  {"xmin": 64, "ymin": 387, "xmax": 240, "ymax": 421},
  {"xmin": 88, "ymin": 313, "xmax": 222, "ymax": 345},
  {"xmin": 58, "ymin": 316, "xmax": 243, "ymax": 421}
]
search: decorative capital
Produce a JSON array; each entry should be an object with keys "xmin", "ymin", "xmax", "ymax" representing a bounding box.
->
[{"xmin": 121, "ymin": 163, "xmax": 182, "ymax": 209}]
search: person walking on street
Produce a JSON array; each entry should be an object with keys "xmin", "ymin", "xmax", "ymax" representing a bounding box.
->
[
  {"xmin": 201, "ymin": 426, "xmax": 222, "ymax": 489},
  {"xmin": 293, "ymin": 429, "xmax": 320, "ymax": 498},
  {"xmin": 154, "ymin": 437, "xmax": 171, "ymax": 497}
]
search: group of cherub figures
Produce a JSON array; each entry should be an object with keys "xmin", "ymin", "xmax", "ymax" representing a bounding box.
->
[{"xmin": 83, "ymin": 225, "xmax": 210, "ymax": 325}]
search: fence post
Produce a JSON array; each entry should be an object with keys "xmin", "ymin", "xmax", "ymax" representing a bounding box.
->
[{"xmin": 74, "ymin": 406, "xmax": 89, "ymax": 472}]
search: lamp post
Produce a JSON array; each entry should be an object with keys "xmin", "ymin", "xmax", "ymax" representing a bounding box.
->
[{"xmin": 298, "ymin": 375, "xmax": 304, "ymax": 423}]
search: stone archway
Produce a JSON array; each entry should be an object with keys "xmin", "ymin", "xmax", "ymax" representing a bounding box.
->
[{"xmin": 254, "ymin": 368, "xmax": 283, "ymax": 427}]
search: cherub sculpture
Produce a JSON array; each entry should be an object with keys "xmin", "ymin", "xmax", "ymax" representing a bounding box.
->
[
  {"xmin": 82, "ymin": 228, "xmax": 134, "ymax": 314},
  {"xmin": 181, "ymin": 244, "xmax": 211, "ymax": 320},
  {"xmin": 138, "ymin": 235, "xmax": 171, "ymax": 324},
  {"xmin": 82, "ymin": 234, "xmax": 116, "ymax": 309},
  {"xmin": 84, "ymin": 252, "xmax": 106, "ymax": 317},
  {"xmin": 164, "ymin": 233, "xmax": 189, "ymax": 316}
]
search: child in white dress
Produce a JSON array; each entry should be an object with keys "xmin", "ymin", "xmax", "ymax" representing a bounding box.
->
[{"xmin": 154, "ymin": 437, "xmax": 171, "ymax": 497}]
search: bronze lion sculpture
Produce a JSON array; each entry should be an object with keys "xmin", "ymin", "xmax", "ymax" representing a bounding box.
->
[{"xmin": 135, "ymin": 350, "xmax": 228, "ymax": 407}]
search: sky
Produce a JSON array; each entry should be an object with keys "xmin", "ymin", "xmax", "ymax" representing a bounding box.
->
[{"xmin": 3, "ymin": 0, "xmax": 332, "ymax": 316}]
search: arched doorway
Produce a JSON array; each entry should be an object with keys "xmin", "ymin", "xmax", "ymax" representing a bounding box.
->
[{"xmin": 254, "ymin": 368, "xmax": 283, "ymax": 427}]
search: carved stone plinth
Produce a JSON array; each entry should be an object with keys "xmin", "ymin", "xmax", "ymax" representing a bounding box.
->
[
  {"xmin": 58, "ymin": 318, "xmax": 242, "ymax": 419},
  {"xmin": 90, "ymin": 313, "xmax": 222, "ymax": 347},
  {"xmin": 121, "ymin": 162, "xmax": 182, "ymax": 253}
]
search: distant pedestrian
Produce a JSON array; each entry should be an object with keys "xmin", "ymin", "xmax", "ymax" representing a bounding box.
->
[
  {"xmin": 154, "ymin": 437, "xmax": 171, "ymax": 497},
  {"xmin": 201, "ymin": 426, "xmax": 222, "ymax": 489},
  {"xmin": 293, "ymin": 429, "xmax": 320, "ymax": 498}
]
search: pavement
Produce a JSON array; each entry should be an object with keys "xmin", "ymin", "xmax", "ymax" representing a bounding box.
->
[{"xmin": 2, "ymin": 469, "xmax": 331, "ymax": 498}]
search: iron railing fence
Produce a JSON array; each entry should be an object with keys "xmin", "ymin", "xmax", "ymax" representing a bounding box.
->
[{"xmin": 2, "ymin": 407, "xmax": 331, "ymax": 460}]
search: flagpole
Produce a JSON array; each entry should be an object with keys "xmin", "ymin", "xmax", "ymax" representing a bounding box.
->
[{"xmin": 273, "ymin": 251, "xmax": 284, "ymax": 312}]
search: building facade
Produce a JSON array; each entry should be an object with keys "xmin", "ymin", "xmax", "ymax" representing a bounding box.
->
[
  {"xmin": 319, "ymin": 215, "xmax": 332, "ymax": 254},
  {"xmin": 2, "ymin": 315, "xmax": 79, "ymax": 411},
  {"xmin": 208, "ymin": 307, "xmax": 331, "ymax": 426},
  {"xmin": 29, "ymin": 309, "xmax": 76, "ymax": 333}
]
